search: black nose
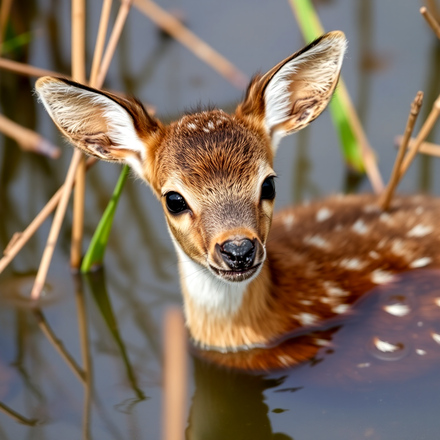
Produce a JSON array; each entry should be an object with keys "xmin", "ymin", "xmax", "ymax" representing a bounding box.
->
[{"xmin": 219, "ymin": 238, "xmax": 256, "ymax": 271}]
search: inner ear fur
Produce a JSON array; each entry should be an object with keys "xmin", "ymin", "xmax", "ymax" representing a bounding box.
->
[
  {"xmin": 236, "ymin": 31, "xmax": 347, "ymax": 141},
  {"xmin": 36, "ymin": 76, "xmax": 163, "ymax": 179}
]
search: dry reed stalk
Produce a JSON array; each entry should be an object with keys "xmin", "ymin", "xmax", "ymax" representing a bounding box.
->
[
  {"xmin": 0, "ymin": 0, "xmax": 13, "ymax": 49},
  {"xmin": 0, "ymin": 57, "xmax": 64, "ymax": 78},
  {"xmin": 74, "ymin": 278, "xmax": 92, "ymax": 439},
  {"xmin": 33, "ymin": 308, "xmax": 86, "ymax": 382},
  {"xmin": 162, "ymin": 308, "xmax": 187, "ymax": 440},
  {"xmin": 379, "ymin": 91, "xmax": 423, "ymax": 211},
  {"xmin": 71, "ymin": 0, "xmax": 87, "ymax": 270},
  {"xmin": 30, "ymin": 150, "xmax": 82, "ymax": 300},
  {"xmin": 0, "ymin": 113, "xmax": 60, "ymax": 158},
  {"xmin": 399, "ymin": 95, "xmax": 440, "ymax": 177},
  {"xmin": 0, "ymin": 402, "xmax": 38, "ymax": 426},
  {"xmin": 132, "ymin": 0, "xmax": 249, "ymax": 89},
  {"xmin": 0, "ymin": 158, "xmax": 97, "ymax": 274},
  {"xmin": 96, "ymin": 0, "xmax": 132, "ymax": 88},
  {"xmin": 397, "ymin": 136, "xmax": 440, "ymax": 157},
  {"xmin": 421, "ymin": 6, "xmax": 440, "ymax": 38},
  {"xmin": 1, "ymin": 0, "xmax": 131, "ymax": 275},
  {"xmin": 90, "ymin": 0, "xmax": 113, "ymax": 87}
]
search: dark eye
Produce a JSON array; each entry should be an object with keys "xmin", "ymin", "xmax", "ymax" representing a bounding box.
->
[
  {"xmin": 261, "ymin": 177, "xmax": 276, "ymax": 200},
  {"xmin": 166, "ymin": 192, "xmax": 189, "ymax": 214}
]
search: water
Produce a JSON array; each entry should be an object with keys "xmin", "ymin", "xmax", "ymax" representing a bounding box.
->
[{"xmin": 1, "ymin": 0, "xmax": 440, "ymax": 438}]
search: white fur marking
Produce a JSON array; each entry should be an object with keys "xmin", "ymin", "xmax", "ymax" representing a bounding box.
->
[
  {"xmin": 409, "ymin": 257, "xmax": 432, "ymax": 268},
  {"xmin": 339, "ymin": 258, "xmax": 366, "ymax": 270},
  {"xmin": 374, "ymin": 338, "xmax": 400, "ymax": 353},
  {"xmin": 316, "ymin": 208, "xmax": 332, "ymax": 222},
  {"xmin": 323, "ymin": 282, "xmax": 349, "ymax": 297},
  {"xmin": 383, "ymin": 304, "xmax": 410, "ymax": 317},
  {"xmin": 304, "ymin": 235, "xmax": 329, "ymax": 249},
  {"xmin": 173, "ymin": 240, "xmax": 256, "ymax": 317},
  {"xmin": 296, "ymin": 313, "xmax": 318, "ymax": 326},
  {"xmin": 371, "ymin": 269, "xmax": 394, "ymax": 284},
  {"xmin": 187, "ymin": 123, "xmax": 197, "ymax": 130},
  {"xmin": 283, "ymin": 213, "xmax": 295, "ymax": 230},
  {"xmin": 351, "ymin": 219, "xmax": 369, "ymax": 235},
  {"xmin": 407, "ymin": 224, "xmax": 433, "ymax": 237},
  {"xmin": 332, "ymin": 304, "xmax": 350, "ymax": 314},
  {"xmin": 369, "ymin": 251, "xmax": 380, "ymax": 259}
]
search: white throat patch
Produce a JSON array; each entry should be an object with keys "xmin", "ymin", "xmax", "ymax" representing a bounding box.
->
[{"xmin": 173, "ymin": 242, "xmax": 250, "ymax": 317}]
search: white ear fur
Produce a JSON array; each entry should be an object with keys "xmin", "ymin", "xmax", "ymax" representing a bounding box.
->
[
  {"xmin": 264, "ymin": 31, "xmax": 347, "ymax": 148},
  {"xmin": 36, "ymin": 77, "xmax": 149, "ymax": 178}
]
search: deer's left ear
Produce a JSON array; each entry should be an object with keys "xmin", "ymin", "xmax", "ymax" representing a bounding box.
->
[{"xmin": 236, "ymin": 31, "xmax": 347, "ymax": 150}]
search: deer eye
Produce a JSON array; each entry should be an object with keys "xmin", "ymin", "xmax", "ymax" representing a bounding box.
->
[
  {"xmin": 165, "ymin": 192, "xmax": 189, "ymax": 214},
  {"xmin": 261, "ymin": 177, "xmax": 276, "ymax": 200}
]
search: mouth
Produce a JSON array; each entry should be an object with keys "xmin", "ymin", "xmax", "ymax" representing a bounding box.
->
[{"xmin": 209, "ymin": 263, "xmax": 261, "ymax": 282}]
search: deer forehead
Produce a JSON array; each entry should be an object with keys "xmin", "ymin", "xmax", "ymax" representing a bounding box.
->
[{"xmin": 158, "ymin": 110, "xmax": 274, "ymax": 204}]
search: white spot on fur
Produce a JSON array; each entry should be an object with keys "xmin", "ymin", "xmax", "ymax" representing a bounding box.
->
[
  {"xmin": 369, "ymin": 251, "xmax": 380, "ymax": 259},
  {"xmin": 409, "ymin": 257, "xmax": 432, "ymax": 268},
  {"xmin": 207, "ymin": 121, "xmax": 215, "ymax": 130},
  {"xmin": 187, "ymin": 122, "xmax": 197, "ymax": 130},
  {"xmin": 304, "ymin": 235, "xmax": 329, "ymax": 249},
  {"xmin": 316, "ymin": 208, "xmax": 332, "ymax": 222},
  {"xmin": 296, "ymin": 313, "xmax": 318, "ymax": 326},
  {"xmin": 323, "ymin": 281, "xmax": 349, "ymax": 297},
  {"xmin": 383, "ymin": 304, "xmax": 410, "ymax": 317},
  {"xmin": 203, "ymin": 127, "xmax": 210, "ymax": 133},
  {"xmin": 339, "ymin": 258, "xmax": 366, "ymax": 270},
  {"xmin": 351, "ymin": 219, "xmax": 369, "ymax": 235},
  {"xmin": 415, "ymin": 207, "xmax": 424, "ymax": 215},
  {"xmin": 407, "ymin": 224, "xmax": 433, "ymax": 237},
  {"xmin": 332, "ymin": 304, "xmax": 350, "ymax": 314},
  {"xmin": 374, "ymin": 338, "xmax": 400, "ymax": 353},
  {"xmin": 299, "ymin": 299, "xmax": 313, "ymax": 306},
  {"xmin": 371, "ymin": 269, "xmax": 394, "ymax": 284},
  {"xmin": 314, "ymin": 338, "xmax": 331, "ymax": 347},
  {"xmin": 416, "ymin": 349, "xmax": 427, "ymax": 356},
  {"xmin": 283, "ymin": 213, "xmax": 295, "ymax": 230},
  {"xmin": 379, "ymin": 213, "xmax": 393, "ymax": 224}
]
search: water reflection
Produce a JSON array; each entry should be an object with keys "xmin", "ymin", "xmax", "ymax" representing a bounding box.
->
[{"xmin": 187, "ymin": 357, "xmax": 292, "ymax": 440}]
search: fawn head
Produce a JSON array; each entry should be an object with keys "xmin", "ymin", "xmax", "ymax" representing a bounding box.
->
[{"xmin": 36, "ymin": 31, "xmax": 346, "ymax": 311}]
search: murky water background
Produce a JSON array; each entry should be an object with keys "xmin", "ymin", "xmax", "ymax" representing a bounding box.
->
[{"xmin": 1, "ymin": 0, "xmax": 440, "ymax": 439}]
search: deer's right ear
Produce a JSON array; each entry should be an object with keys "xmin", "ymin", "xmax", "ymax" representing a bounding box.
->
[
  {"xmin": 35, "ymin": 76, "xmax": 163, "ymax": 181},
  {"xmin": 236, "ymin": 31, "xmax": 347, "ymax": 151}
]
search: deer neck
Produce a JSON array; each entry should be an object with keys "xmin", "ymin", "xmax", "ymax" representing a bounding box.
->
[{"xmin": 175, "ymin": 245, "xmax": 281, "ymax": 349}]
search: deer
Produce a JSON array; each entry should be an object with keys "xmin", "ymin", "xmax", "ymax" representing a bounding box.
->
[{"xmin": 36, "ymin": 31, "xmax": 440, "ymax": 371}]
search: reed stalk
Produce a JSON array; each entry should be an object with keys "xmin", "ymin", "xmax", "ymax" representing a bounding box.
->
[
  {"xmin": 399, "ymin": 95, "xmax": 440, "ymax": 177},
  {"xmin": 379, "ymin": 92, "xmax": 423, "ymax": 211},
  {"xmin": 71, "ymin": 0, "xmax": 87, "ymax": 270},
  {"xmin": 96, "ymin": 0, "xmax": 132, "ymax": 87},
  {"xmin": 162, "ymin": 308, "xmax": 187, "ymax": 440},
  {"xmin": 289, "ymin": 0, "xmax": 384, "ymax": 193},
  {"xmin": 0, "ymin": 57, "xmax": 63, "ymax": 78},
  {"xmin": 0, "ymin": 158, "xmax": 97, "ymax": 274},
  {"xmin": 398, "ymin": 137, "xmax": 440, "ymax": 157},
  {"xmin": 90, "ymin": 0, "xmax": 113, "ymax": 87},
  {"xmin": 0, "ymin": 113, "xmax": 60, "ymax": 158},
  {"xmin": 30, "ymin": 150, "xmax": 82, "ymax": 300},
  {"xmin": 421, "ymin": 6, "xmax": 440, "ymax": 39}
]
